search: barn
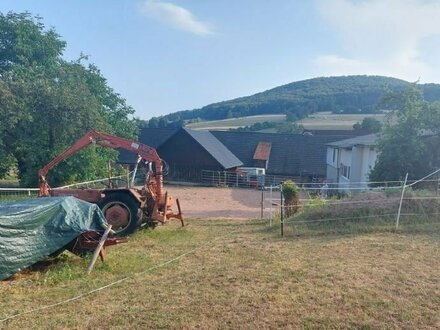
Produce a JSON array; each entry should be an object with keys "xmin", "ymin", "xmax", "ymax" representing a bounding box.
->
[
  {"xmin": 118, "ymin": 127, "xmax": 242, "ymax": 182},
  {"xmin": 157, "ymin": 128, "xmax": 243, "ymax": 181}
]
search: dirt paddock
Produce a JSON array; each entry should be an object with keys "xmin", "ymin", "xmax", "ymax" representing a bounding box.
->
[{"xmin": 165, "ymin": 185, "xmax": 268, "ymax": 219}]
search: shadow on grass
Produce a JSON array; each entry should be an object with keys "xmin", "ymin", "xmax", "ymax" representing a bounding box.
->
[
  {"xmin": 255, "ymin": 216, "xmax": 440, "ymax": 242},
  {"xmin": 193, "ymin": 219, "xmax": 266, "ymax": 227}
]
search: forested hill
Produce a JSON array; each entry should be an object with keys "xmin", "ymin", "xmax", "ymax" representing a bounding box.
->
[{"xmin": 163, "ymin": 76, "xmax": 440, "ymax": 122}]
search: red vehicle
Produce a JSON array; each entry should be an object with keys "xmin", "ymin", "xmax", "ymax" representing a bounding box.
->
[{"xmin": 38, "ymin": 130, "xmax": 183, "ymax": 236}]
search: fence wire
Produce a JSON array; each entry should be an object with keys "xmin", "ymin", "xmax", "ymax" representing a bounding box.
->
[
  {"xmin": 0, "ymin": 172, "xmax": 140, "ymax": 202},
  {"xmin": 262, "ymin": 170, "xmax": 440, "ymax": 237},
  {"xmin": 0, "ymin": 188, "xmax": 39, "ymax": 201}
]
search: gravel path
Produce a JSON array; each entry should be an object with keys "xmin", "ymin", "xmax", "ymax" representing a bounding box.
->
[{"xmin": 165, "ymin": 185, "xmax": 269, "ymax": 220}]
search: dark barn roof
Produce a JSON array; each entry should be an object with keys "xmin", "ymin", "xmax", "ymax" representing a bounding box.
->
[
  {"xmin": 138, "ymin": 127, "xmax": 179, "ymax": 148},
  {"xmin": 211, "ymin": 131, "xmax": 349, "ymax": 176},
  {"xmin": 303, "ymin": 129, "xmax": 370, "ymax": 136},
  {"xmin": 183, "ymin": 128, "xmax": 243, "ymax": 169},
  {"xmin": 154, "ymin": 128, "xmax": 242, "ymax": 171},
  {"xmin": 119, "ymin": 127, "xmax": 242, "ymax": 170},
  {"xmin": 118, "ymin": 128, "xmax": 179, "ymax": 164}
]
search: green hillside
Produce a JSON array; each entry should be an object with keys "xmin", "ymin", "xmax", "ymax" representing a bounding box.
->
[{"xmin": 163, "ymin": 76, "xmax": 440, "ymax": 123}]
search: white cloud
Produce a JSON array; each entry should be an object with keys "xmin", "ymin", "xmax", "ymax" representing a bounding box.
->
[
  {"xmin": 140, "ymin": 0, "xmax": 214, "ymax": 36},
  {"xmin": 315, "ymin": 0, "xmax": 440, "ymax": 82}
]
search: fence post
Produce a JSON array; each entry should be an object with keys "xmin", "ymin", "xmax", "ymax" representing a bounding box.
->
[
  {"xmin": 269, "ymin": 186, "xmax": 273, "ymax": 226},
  {"xmin": 436, "ymin": 173, "xmax": 440, "ymax": 196},
  {"xmin": 395, "ymin": 173, "xmax": 408, "ymax": 231},
  {"xmin": 260, "ymin": 186, "xmax": 264, "ymax": 220},
  {"xmin": 280, "ymin": 183, "xmax": 284, "ymax": 237}
]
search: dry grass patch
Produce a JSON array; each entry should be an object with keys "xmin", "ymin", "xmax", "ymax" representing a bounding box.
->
[{"xmin": 1, "ymin": 218, "xmax": 439, "ymax": 329}]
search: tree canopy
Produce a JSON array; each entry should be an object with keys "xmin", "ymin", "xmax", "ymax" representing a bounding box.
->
[
  {"xmin": 353, "ymin": 117, "xmax": 383, "ymax": 133},
  {"xmin": 370, "ymin": 86, "xmax": 440, "ymax": 182},
  {"xmin": 0, "ymin": 12, "xmax": 137, "ymax": 186}
]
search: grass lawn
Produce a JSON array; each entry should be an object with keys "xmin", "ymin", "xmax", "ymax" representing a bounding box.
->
[{"xmin": 1, "ymin": 218, "xmax": 439, "ymax": 329}]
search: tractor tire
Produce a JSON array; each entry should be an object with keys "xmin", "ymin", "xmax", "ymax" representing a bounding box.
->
[{"xmin": 98, "ymin": 192, "xmax": 142, "ymax": 236}]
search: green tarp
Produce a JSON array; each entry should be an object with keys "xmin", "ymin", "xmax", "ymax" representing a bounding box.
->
[{"xmin": 0, "ymin": 197, "xmax": 107, "ymax": 280}]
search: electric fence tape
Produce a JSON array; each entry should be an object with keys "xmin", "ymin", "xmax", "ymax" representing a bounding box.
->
[{"xmin": 0, "ymin": 227, "xmax": 241, "ymax": 323}]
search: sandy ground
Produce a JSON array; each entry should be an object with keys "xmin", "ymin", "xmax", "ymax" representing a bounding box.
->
[{"xmin": 165, "ymin": 185, "xmax": 271, "ymax": 220}]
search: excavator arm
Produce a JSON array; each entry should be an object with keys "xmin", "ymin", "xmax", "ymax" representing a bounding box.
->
[{"xmin": 38, "ymin": 130, "xmax": 164, "ymax": 198}]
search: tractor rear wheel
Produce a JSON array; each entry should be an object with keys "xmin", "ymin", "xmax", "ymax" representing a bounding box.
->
[{"xmin": 98, "ymin": 193, "xmax": 141, "ymax": 236}]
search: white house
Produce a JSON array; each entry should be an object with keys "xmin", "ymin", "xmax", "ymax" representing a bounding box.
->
[{"xmin": 326, "ymin": 134, "xmax": 378, "ymax": 191}]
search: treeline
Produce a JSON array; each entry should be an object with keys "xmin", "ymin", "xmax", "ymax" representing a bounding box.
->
[
  {"xmin": 0, "ymin": 12, "xmax": 137, "ymax": 187},
  {"xmin": 159, "ymin": 76, "xmax": 440, "ymax": 124}
]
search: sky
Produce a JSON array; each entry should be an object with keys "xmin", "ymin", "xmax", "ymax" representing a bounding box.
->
[{"xmin": 1, "ymin": 0, "xmax": 440, "ymax": 119}]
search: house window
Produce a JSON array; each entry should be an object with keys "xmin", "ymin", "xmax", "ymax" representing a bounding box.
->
[{"xmin": 341, "ymin": 163, "xmax": 351, "ymax": 179}]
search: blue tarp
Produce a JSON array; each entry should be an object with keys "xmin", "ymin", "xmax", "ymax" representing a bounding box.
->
[{"xmin": 0, "ymin": 197, "xmax": 107, "ymax": 280}]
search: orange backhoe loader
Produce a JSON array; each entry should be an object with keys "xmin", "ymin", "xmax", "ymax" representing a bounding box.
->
[{"xmin": 38, "ymin": 130, "xmax": 183, "ymax": 236}]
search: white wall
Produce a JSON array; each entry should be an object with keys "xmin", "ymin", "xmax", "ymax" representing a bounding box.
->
[
  {"xmin": 339, "ymin": 148, "xmax": 351, "ymax": 168},
  {"xmin": 349, "ymin": 145, "xmax": 377, "ymax": 189},
  {"xmin": 326, "ymin": 144, "xmax": 377, "ymax": 192},
  {"xmin": 326, "ymin": 147, "xmax": 338, "ymax": 167},
  {"xmin": 367, "ymin": 147, "xmax": 377, "ymax": 178}
]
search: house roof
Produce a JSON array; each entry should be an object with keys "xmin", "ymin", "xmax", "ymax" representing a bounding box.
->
[
  {"xmin": 212, "ymin": 131, "xmax": 349, "ymax": 176},
  {"xmin": 183, "ymin": 128, "xmax": 243, "ymax": 169},
  {"xmin": 326, "ymin": 134, "xmax": 378, "ymax": 148}
]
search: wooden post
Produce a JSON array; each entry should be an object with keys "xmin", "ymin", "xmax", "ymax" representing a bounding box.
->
[
  {"xmin": 176, "ymin": 198, "xmax": 184, "ymax": 227},
  {"xmin": 107, "ymin": 161, "xmax": 112, "ymax": 188},
  {"xmin": 125, "ymin": 165, "xmax": 130, "ymax": 188},
  {"xmin": 436, "ymin": 173, "xmax": 440, "ymax": 196},
  {"xmin": 269, "ymin": 186, "xmax": 273, "ymax": 226},
  {"xmin": 87, "ymin": 225, "xmax": 112, "ymax": 275},
  {"xmin": 395, "ymin": 173, "xmax": 408, "ymax": 231},
  {"xmin": 260, "ymin": 186, "xmax": 264, "ymax": 220},
  {"xmin": 280, "ymin": 183, "xmax": 284, "ymax": 237}
]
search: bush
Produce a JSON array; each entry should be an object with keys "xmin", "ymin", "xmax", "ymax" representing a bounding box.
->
[{"xmin": 282, "ymin": 180, "xmax": 300, "ymax": 217}]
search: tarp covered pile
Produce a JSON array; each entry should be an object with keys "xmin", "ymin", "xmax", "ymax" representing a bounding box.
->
[{"xmin": 0, "ymin": 197, "xmax": 107, "ymax": 280}]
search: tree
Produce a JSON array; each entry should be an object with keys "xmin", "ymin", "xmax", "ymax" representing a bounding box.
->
[
  {"xmin": 0, "ymin": 12, "xmax": 66, "ymax": 73},
  {"xmin": 0, "ymin": 80, "xmax": 19, "ymax": 177},
  {"xmin": 277, "ymin": 122, "xmax": 304, "ymax": 134},
  {"xmin": 286, "ymin": 111, "xmax": 297, "ymax": 122},
  {"xmin": 353, "ymin": 117, "xmax": 382, "ymax": 133},
  {"xmin": 0, "ymin": 12, "xmax": 137, "ymax": 186},
  {"xmin": 370, "ymin": 86, "xmax": 440, "ymax": 182}
]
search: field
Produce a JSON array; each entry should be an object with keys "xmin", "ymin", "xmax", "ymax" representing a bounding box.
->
[
  {"xmin": 185, "ymin": 114, "xmax": 286, "ymax": 130},
  {"xmin": 185, "ymin": 112, "xmax": 387, "ymax": 131},
  {"xmin": 1, "ymin": 187, "xmax": 439, "ymax": 329},
  {"xmin": 296, "ymin": 112, "xmax": 387, "ymax": 130}
]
